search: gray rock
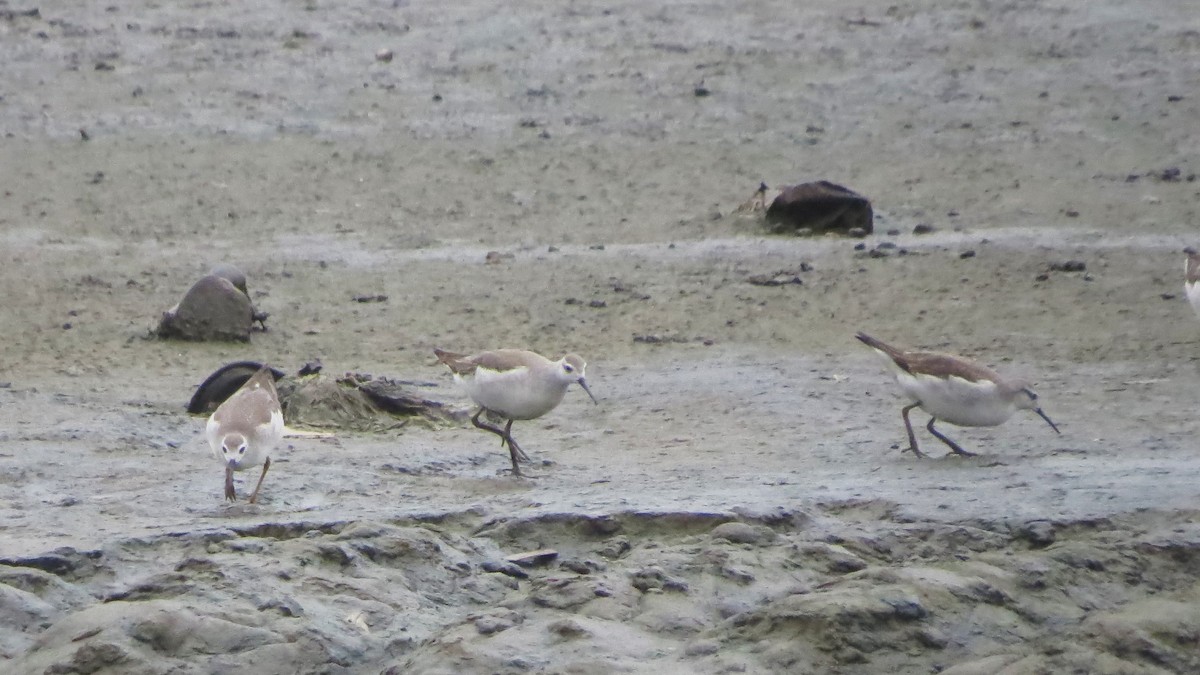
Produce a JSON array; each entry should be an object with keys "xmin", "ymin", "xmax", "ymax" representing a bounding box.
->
[
  {"xmin": 529, "ymin": 577, "xmax": 599, "ymax": 609},
  {"xmin": 473, "ymin": 614, "xmax": 516, "ymax": 635},
  {"xmin": 1017, "ymin": 520, "xmax": 1057, "ymax": 547},
  {"xmin": 158, "ymin": 274, "xmax": 254, "ymax": 342},
  {"xmin": 684, "ymin": 639, "xmax": 721, "ymax": 656},
  {"xmin": 481, "ymin": 560, "xmax": 528, "ymax": 579},
  {"xmin": 630, "ymin": 566, "xmax": 689, "ymax": 593},
  {"xmin": 597, "ymin": 536, "xmax": 631, "ymax": 560},
  {"xmin": 546, "ymin": 618, "xmax": 590, "ymax": 640},
  {"xmin": 208, "ymin": 263, "xmax": 249, "ymax": 294},
  {"xmin": 505, "ymin": 549, "xmax": 559, "ymax": 568},
  {"xmin": 710, "ymin": 522, "xmax": 771, "ymax": 545},
  {"xmin": 765, "ymin": 181, "xmax": 873, "ymax": 236},
  {"xmin": 0, "ymin": 582, "xmax": 59, "ymax": 657}
]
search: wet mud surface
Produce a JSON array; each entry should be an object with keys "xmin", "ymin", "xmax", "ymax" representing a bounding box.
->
[{"xmin": 1, "ymin": 0, "xmax": 1199, "ymax": 673}]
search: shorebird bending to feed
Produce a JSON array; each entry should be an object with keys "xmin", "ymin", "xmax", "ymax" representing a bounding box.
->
[
  {"xmin": 205, "ymin": 365, "xmax": 283, "ymax": 502},
  {"xmin": 1184, "ymin": 247, "xmax": 1200, "ymax": 317},
  {"xmin": 434, "ymin": 348, "xmax": 598, "ymax": 475},
  {"xmin": 855, "ymin": 332, "xmax": 1059, "ymax": 458}
]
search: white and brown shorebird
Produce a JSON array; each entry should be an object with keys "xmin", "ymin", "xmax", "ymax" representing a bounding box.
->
[
  {"xmin": 1184, "ymin": 247, "xmax": 1200, "ymax": 317},
  {"xmin": 433, "ymin": 348, "xmax": 598, "ymax": 475},
  {"xmin": 856, "ymin": 332, "xmax": 1059, "ymax": 458},
  {"xmin": 205, "ymin": 366, "xmax": 283, "ymax": 502}
]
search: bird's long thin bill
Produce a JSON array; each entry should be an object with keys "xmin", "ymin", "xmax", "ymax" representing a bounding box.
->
[
  {"xmin": 578, "ymin": 378, "xmax": 599, "ymax": 404},
  {"xmin": 1035, "ymin": 408, "xmax": 1060, "ymax": 434}
]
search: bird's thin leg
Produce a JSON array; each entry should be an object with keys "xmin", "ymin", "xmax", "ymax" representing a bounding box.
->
[
  {"xmin": 247, "ymin": 457, "xmax": 272, "ymax": 504},
  {"xmin": 901, "ymin": 403, "xmax": 927, "ymax": 458},
  {"xmin": 471, "ymin": 407, "xmax": 508, "ymax": 437},
  {"xmin": 926, "ymin": 418, "xmax": 976, "ymax": 457},
  {"xmin": 225, "ymin": 464, "xmax": 237, "ymax": 501},
  {"xmin": 503, "ymin": 419, "xmax": 530, "ymax": 462},
  {"xmin": 471, "ymin": 409, "xmax": 524, "ymax": 475}
]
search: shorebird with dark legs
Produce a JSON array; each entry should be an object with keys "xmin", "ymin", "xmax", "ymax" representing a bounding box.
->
[
  {"xmin": 856, "ymin": 332, "xmax": 1059, "ymax": 458},
  {"xmin": 434, "ymin": 348, "xmax": 598, "ymax": 475},
  {"xmin": 205, "ymin": 366, "xmax": 283, "ymax": 502}
]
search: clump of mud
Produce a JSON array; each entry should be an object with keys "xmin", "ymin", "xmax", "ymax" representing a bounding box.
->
[
  {"xmin": 276, "ymin": 373, "xmax": 462, "ymax": 432},
  {"xmin": 4, "ymin": 507, "xmax": 1198, "ymax": 674}
]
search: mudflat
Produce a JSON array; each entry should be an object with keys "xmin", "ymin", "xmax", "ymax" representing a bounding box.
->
[{"xmin": 1, "ymin": 1, "xmax": 1198, "ymax": 672}]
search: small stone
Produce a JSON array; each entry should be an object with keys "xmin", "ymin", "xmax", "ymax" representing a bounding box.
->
[
  {"xmin": 912, "ymin": 223, "xmax": 935, "ymax": 235},
  {"xmin": 960, "ymin": 250, "xmax": 976, "ymax": 259},
  {"xmin": 598, "ymin": 537, "xmax": 631, "ymax": 559},
  {"xmin": 558, "ymin": 558, "xmax": 599, "ymax": 575},
  {"xmin": 885, "ymin": 596, "xmax": 927, "ymax": 620},
  {"xmin": 710, "ymin": 522, "xmax": 762, "ymax": 545},
  {"xmin": 1049, "ymin": 260, "xmax": 1086, "ymax": 272},
  {"xmin": 473, "ymin": 614, "xmax": 515, "ymax": 635},
  {"xmin": 506, "ymin": 549, "xmax": 559, "ymax": 568},
  {"xmin": 375, "ymin": 48, "xmax": 394, "ymax": 62},
  {"xmin": 257, "ymin": 596, "xmax": 304, "ymax": 617},
  {"xmin": 685, "ymin": 639, "xmax": 721, "ymax": 656},
  {"xmin": 1017, "ymin": 520, "xmax": 1056, "ymax": 547},
  {"xmin": 547, "ymin": 619, "xmax": 589, "ymax": 640},
  {"xmin": 481, "ymin": 560, "xmax": 528, "ymax": 579}
]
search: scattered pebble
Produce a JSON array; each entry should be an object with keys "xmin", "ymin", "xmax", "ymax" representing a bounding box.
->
[
  {"xmin": 1049, "ymin": 260, "xmax": 1086, "ymax": 272},
  {"xmin": 506, "ymin": 549, "xmax": 559, "ymax": 568},
  {"xmin": 747, "ymin": 271, "xmax": 804, "ymax": 287},
  {"xmin": 481, "ymin": 560, "xmax": 529, "ymax": 579}
]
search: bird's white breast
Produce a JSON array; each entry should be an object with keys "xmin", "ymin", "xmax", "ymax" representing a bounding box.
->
[
  {"xmin": 894, "ymin": 372, "xmax": 1017, "ymax": 427},
  {"xmin": 205, "ymin": 408, "xmax": 282, "ymax": 468},
  {"xmin": 456, "ymin": 366, "xmax": 568, "ymax": 420},
  {"xmin": 1186, "ymin": 280, "xmax": 1200, "ymax": 317}
]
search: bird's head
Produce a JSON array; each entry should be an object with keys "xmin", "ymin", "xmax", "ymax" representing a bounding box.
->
[
  {"xmin": 559, "ymin": 354, "xmax": 598, "ymax": 404},
  {"xmin": 221, "ymin": 433, "xmax": 249, "ymax": 468}
]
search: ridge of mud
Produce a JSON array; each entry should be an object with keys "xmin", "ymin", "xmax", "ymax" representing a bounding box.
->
[{"xmin": 4, "ymin": 507, "xmax": 1199, "ymax": 674}]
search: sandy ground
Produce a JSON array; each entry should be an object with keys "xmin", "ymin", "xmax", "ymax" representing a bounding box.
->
[{"xmin": 2, "ymin": 0, "xmax": 1200, "ymax": 673}]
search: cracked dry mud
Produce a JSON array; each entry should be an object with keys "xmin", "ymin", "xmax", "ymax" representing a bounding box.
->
[{"xmin": 1, "ymin": 0, "xmax": 1199, "ymax": 673}]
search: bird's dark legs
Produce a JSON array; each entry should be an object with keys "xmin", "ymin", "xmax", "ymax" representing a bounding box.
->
[
  {"xmin": 926, "ymin": 418, "xmax": 976, "ymax": 457},
  {"xmin": 503, "ymin": 419, "xmax": 530, "ymax": 462},
  {"xmin": 248, "ymin": 457, "xmax": 271, "ymax": 503},
  {"xmin": 471, "ymin": 409, "xmax": 529, "ymax": 475},
  {"xmin": 901, "ymin": 403, "xmax": 927, "ymax": 458},
  {"xmin": 225, "ymin": 464, "xmax": 237, "ymax": 501}
]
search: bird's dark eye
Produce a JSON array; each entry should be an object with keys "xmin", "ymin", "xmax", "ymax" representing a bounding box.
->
[
  {"xmin": 239, "ymin": 448, "xmax": 246, "ymax": 454},
  {"xmin": 563, "ymin": 364, "xmax": 574, "ymax": 373}
]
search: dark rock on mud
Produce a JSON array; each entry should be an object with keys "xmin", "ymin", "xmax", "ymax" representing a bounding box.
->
[
  {"xmin": 765, "ymin": 181, "xmax": 874, "ymax": 236},
  {"xmin": 186, "ymin": 361, "xmax": 287, "ymax": 414},
  {"xmin": 157, "ymin": 274, "xmax": 254, "ymax": 342}
]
